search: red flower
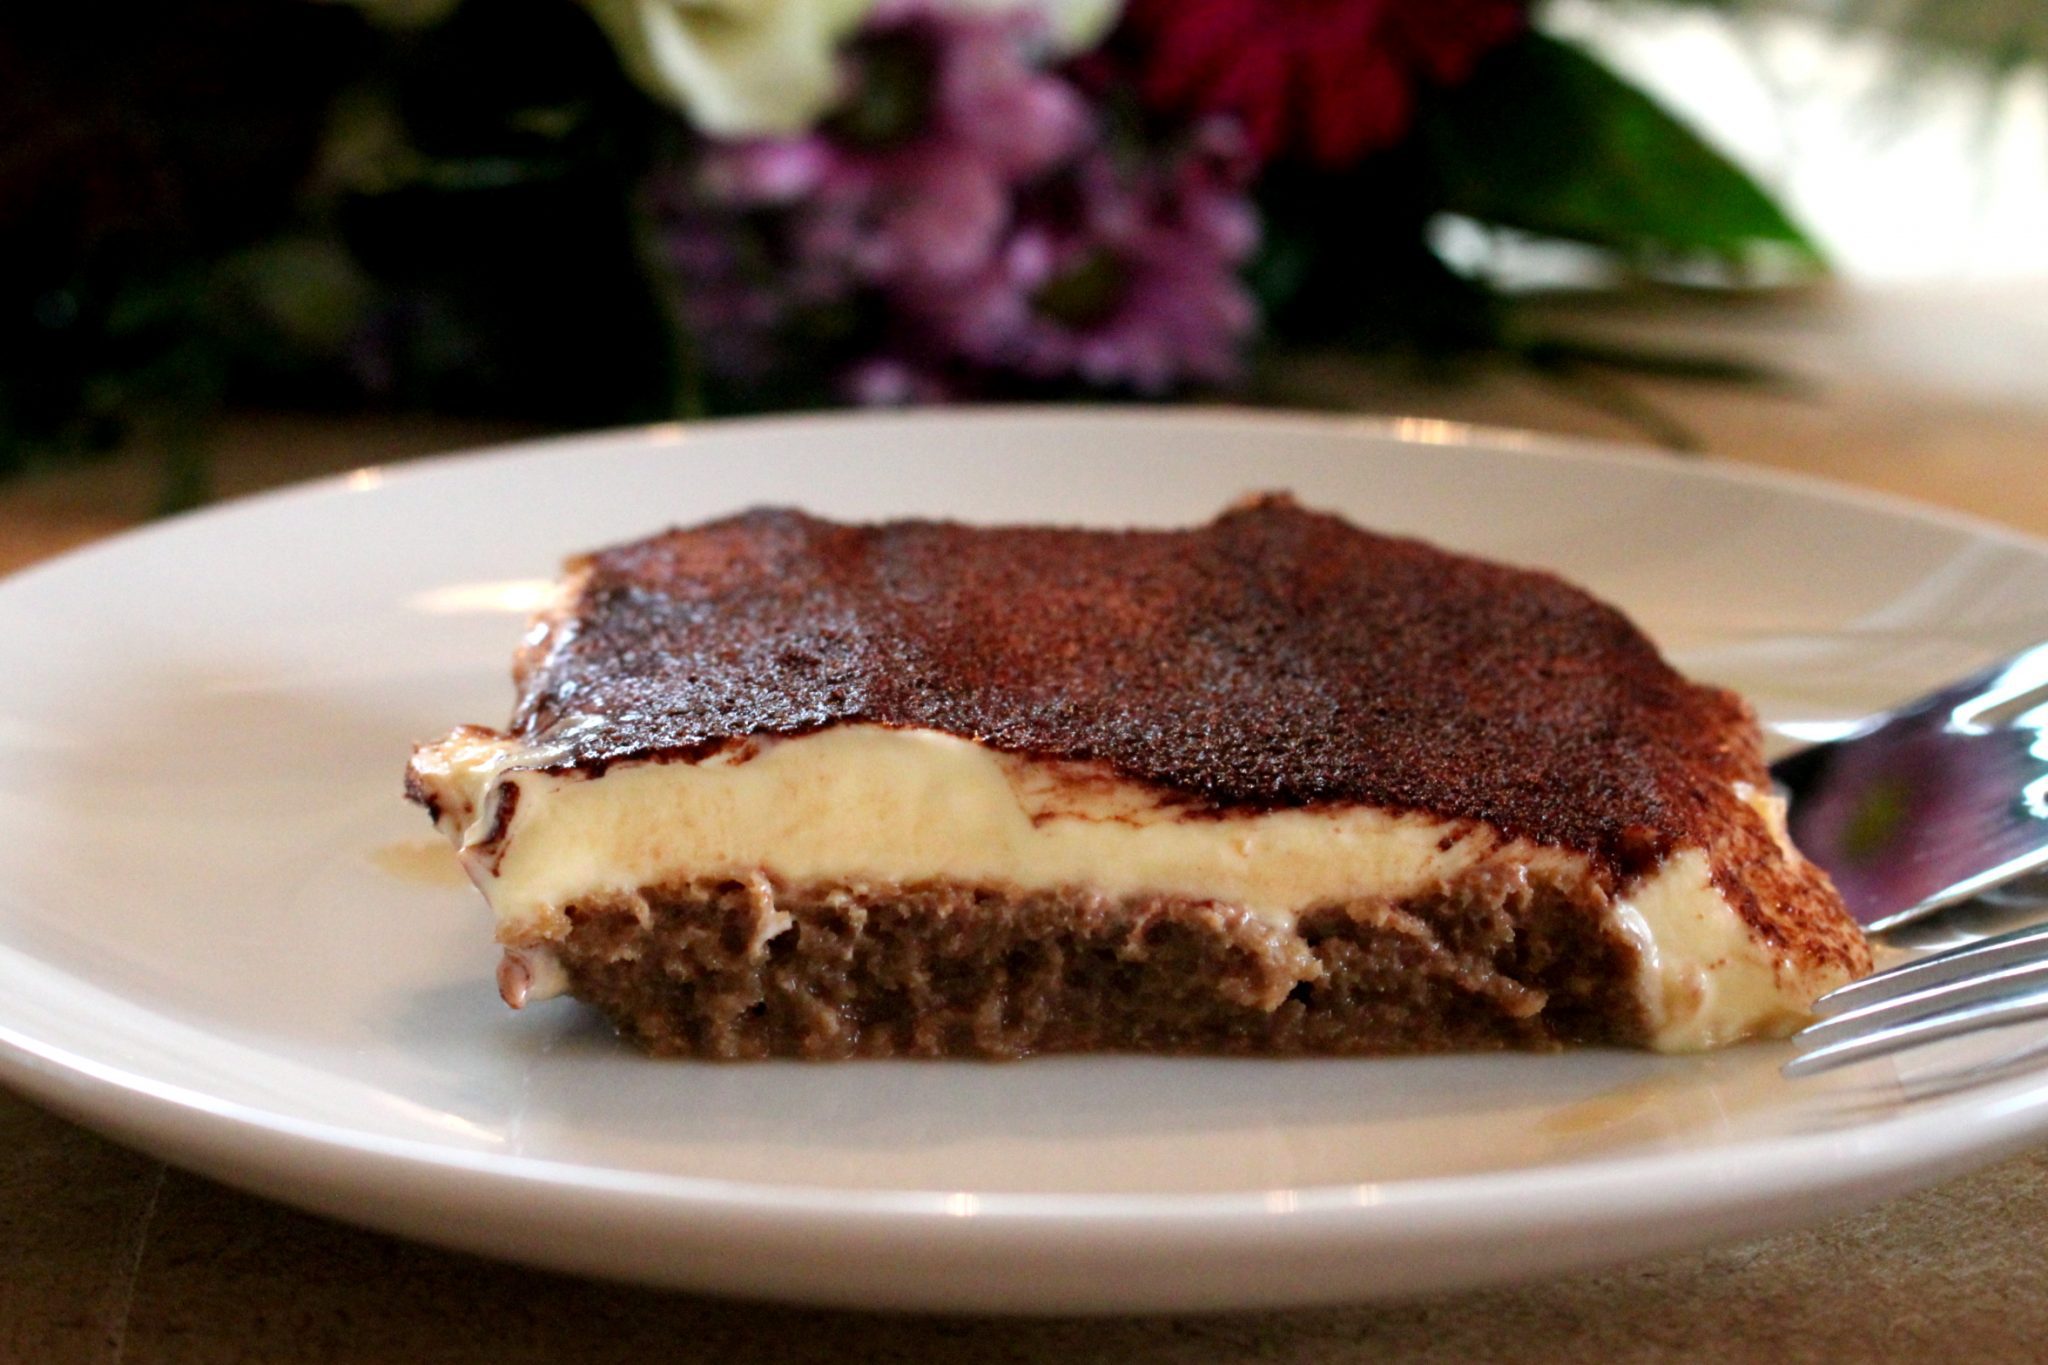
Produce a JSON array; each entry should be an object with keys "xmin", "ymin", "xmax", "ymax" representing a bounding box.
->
[{"xmin": 1116, "ymin": 0, "xmax": 1526, "ymax": 167}]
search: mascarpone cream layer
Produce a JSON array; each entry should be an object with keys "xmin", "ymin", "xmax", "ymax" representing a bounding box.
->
[{"xmin": 409, "ymin": 723, "xmax": 1840, "ymax": 1051}]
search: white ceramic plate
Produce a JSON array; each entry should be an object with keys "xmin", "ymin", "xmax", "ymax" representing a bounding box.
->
[{"xmin": 4, "ymin": 409, "xmax": 2048, "ymax": 1314}]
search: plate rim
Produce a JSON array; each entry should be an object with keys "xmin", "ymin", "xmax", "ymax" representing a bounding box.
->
[
  {"xmin": 6, "ymin": 998, "xmax": 2048, "ymax": 1229},
  {"xmin": 9, "ymin": 404, "xmax": 2048, "ymax": 596}
]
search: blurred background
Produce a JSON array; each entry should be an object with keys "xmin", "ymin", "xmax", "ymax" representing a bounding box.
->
[{"xmin": 2, "ymin": 0, "xmax": 2045, "ymax": 556}]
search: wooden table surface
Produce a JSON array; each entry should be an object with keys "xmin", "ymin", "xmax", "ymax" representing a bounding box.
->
[{"xmin": 4, "ymin": 286, "xmax": 2047, "ymax": 1362}]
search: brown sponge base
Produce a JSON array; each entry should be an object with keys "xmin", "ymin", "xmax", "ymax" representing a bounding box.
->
[{"xmin": 546, "ymin": 870, "xmax": 1651, "ymax": 1059}]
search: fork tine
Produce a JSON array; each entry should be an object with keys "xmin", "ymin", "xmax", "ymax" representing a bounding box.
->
[
  {"xmin": 1798, "ymin": 958, "xmax": 2048, "ymax": 1046},
  {"xmin": 1783, "ymin": 972, "xmax": 2048, "ymax": 1078},
  {"xmin": 1812, "ymin": 919, "xmax": 2048, "ymax": 1018}
]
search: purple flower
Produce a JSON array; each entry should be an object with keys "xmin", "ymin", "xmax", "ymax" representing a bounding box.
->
[
  {"xmin": 644, "ymin": 2, "xmax": 1263, "ymax": 399},
  {"xmin": 639, "ymin": 186, "xmax": 789, "ymax": 382},
  {"xmin": 897, "ymin": 120, "xmax": 1259, "ymax": 393},
  {"xmin": 842, "ymin": 355, "xmax": 955, "ymax": 405},
  {"xmin": 702, "ymin": 3, "xmax": 1090, "ymax": 289}
]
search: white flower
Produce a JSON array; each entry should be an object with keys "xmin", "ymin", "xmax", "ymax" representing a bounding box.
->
[
  {"xmin": 585, "ymin": 0, "xmax": 1124, "ymax": 136},
  {"xmin": 584, "ymin": 0, "xmax": 874, "ymax": 136}
]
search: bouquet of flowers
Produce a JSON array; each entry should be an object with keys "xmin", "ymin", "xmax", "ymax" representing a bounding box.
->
[{"xmin": 2, "ymin": 0, "xmax": 1822, "ymax": 482}]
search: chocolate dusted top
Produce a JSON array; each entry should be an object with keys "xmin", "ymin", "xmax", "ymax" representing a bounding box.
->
[{"xmin": 499, "ymin": 496, "xmax": 1787, "ymax": 889}]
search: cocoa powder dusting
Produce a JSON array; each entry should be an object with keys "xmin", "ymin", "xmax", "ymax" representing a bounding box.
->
[{"xmin": 500, "ymin": 496, "xmax": 1786, "ymax": 885}]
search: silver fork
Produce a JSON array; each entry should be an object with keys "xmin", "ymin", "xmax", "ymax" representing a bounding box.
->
[
  {"xmin": 1782, "ymin": 918, "xmax": 2048, "ymax": 1077},
  {"xmin": 1772, "ymin": 642, "xmax": 2048, "ymax": 1077}
]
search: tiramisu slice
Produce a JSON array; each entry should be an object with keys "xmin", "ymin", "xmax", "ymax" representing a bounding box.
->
[{"xmin": 406, "ymin": 496, "xmax": 1868, "ymax": 1058}]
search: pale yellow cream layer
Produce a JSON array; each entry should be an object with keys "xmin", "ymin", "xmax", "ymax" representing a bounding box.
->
[{"xmin": 409, "ymin": 723, "xmax": 1845, "ymax": 1050}]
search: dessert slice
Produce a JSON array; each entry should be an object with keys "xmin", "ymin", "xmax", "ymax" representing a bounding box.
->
[{"xmin": 406, "ymin": 496, "xmax": 1869, "ymax": 1058}]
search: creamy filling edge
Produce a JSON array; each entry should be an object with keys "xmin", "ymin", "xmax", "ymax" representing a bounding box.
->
[{"xmin": 408, "ymin": 723, "xmax": 1844, "ymax": 1052}]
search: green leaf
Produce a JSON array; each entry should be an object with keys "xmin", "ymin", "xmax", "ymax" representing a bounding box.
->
[
  {"xmin": 1250, "ymin": 155, "xmax": 1511, "ymax": 354},
  {"xmin": 1420, "ymin": 32, "xmax": 1822, "ymax": 270}
]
